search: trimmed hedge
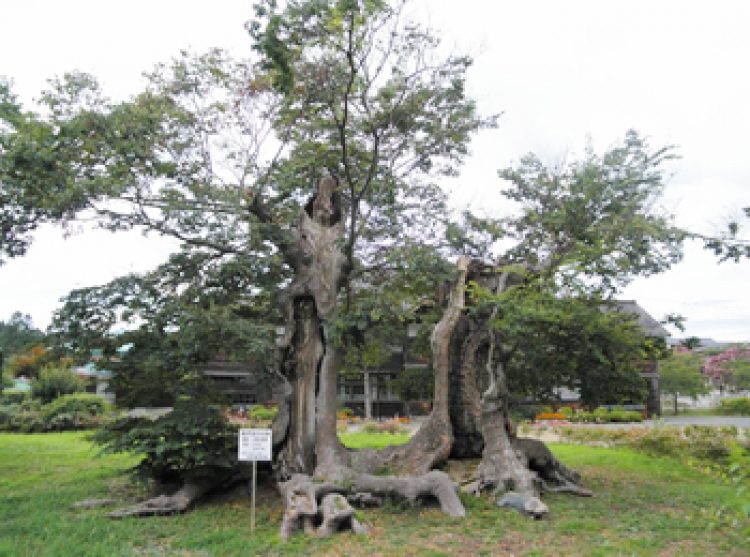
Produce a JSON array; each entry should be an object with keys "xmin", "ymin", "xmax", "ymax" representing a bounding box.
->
[
  {"xmin": 719, "ymin": 397, "xmax": 750, "ymax": 416},
  {"xmin": 568, "ymin": 407, "xmax": 643, "ymax": 424}
]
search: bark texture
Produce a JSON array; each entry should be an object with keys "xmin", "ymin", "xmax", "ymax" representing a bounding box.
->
[{"xmin": 106, "ymin": 473, "xmax": 235, "ymax": 518}]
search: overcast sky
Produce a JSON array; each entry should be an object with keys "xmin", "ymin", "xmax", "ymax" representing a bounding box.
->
[{"xmin": 0, "ymin": 0, "xmax": 748, "ymax": 341}]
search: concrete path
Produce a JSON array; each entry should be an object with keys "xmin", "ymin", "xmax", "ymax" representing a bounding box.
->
[{"xmin": 646, "ymin": 415, "xmax": 750, "ymax": 429}]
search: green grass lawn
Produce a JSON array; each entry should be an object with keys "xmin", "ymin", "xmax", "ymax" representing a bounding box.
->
[{"xmin": 1, "ymin": 432, "xmax": 748, "ymax": 556}]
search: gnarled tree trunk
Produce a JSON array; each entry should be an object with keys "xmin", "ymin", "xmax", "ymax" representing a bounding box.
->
[{"xmin": 106, "ymin": 181, "xmax": 590, "ymax": 531}]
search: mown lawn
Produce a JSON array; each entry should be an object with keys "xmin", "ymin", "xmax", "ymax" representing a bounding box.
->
[{"xmin": 1, "ymin": 432, "xmax": 748, "ymax": 556}]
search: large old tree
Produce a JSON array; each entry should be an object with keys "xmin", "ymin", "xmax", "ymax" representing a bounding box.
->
[{"xmin": 1, "ymin": 0, "xmax": 685, "ymax": 535}]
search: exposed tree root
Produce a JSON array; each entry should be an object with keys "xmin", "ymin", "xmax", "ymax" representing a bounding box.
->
[
  {"xmin": 106, "ymin": 472, "xmax": 235, "ymax": 518},
  {"xmin": 514, "ymin": 438, "xmax": 593, "ymax": 497},
  {"xmin": 278, "ymin": 467, "xmax": 464, "ymax": 540}
]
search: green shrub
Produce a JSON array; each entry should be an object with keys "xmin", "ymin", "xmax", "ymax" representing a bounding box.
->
[
  {"xmin": 249, "ymin": 405, "xmax": 278, "ymax": 421},
  {"xmin": 91, "ymin": 401, "xmax": 240, "ymax": 484},
  {"xmin": 0, "ymin": 404, "xmax": 20, "ymax": 429},
  {"xmin": 557, "ymin": 424, "xmax": 743, "ymax": 465},
  {"xmin": 719, "ymin": 398, "xmax": 750, "ymax": 416},
  {"xmin": 569, "ymin": 411, "xmax": 592, "ymax": 423},
  {"xmin": 568, "ymin": 408, "xmax": 642, "ymax": 424},
  {"xmin": 20, "ymin": 398, "xmax": 42, "ymax": 412},
  {"xmin": 510, "ymin": 405, "xmax": 541, "ymax": 422},
  {"xmin": 0, "ymin": 394, "xmax": 108, "ymax": 433},
  {"xmin": 592, "ymin": 407, "xmax": 610, "ymax": 419},
  {"xmin": 42, "ymin": 394, "xmax": 106, "ymax": 421},
  {"xmin": 362, "ymin": 421, "xmax": 380, "ymax": 434},
  {"xmin": 1, "ymin": 390, "xmax": 28, "ymax": 405},
  {"xmin": 31, "ymin": 364, "xmax": 85, "ymax": 404},
  {"xmin": 558, "ymin": 406, "xmax": 574, "ymax": 418}
]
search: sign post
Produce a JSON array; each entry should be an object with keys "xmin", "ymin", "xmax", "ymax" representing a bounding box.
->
[{"xmin": 238, "ymin": 428, "xmax": 272, "ymax": 534}]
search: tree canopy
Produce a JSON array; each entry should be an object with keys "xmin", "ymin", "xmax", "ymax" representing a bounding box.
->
[
  {"xmin": 0, "ymin": 0, "xmax": 691, "ymax": 528},
  {"xmin": 0, "ymin": 311, "xmax": 45, "ymax": 370},
  {"xmin": 659, "ymin": 349, "xmax": 710, "ymax": 414}
]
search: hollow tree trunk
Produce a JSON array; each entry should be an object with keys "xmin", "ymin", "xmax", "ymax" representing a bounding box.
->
[
  {"xmin": 448, "ymin": 316, "xmax": 487, "ymax": 458},
  {"xmin": 275, "ymin": 298, "xmax": 323, "ymax": 475},
  {"xmin": 273, "ymin": 176, "xmax": 348, "ymax": 480},
  {"xmin": 444, "ymin": 260, "xmax": 590, "ymax": 505}
]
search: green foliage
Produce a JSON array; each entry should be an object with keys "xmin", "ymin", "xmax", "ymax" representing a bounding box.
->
[
  {"xmin": 388, "ymin": 365, "xmax": 434, "ymax": 402},
  {"xmin": 30, "ymin": 363, "xmax": 85, "ymax": 404},
  {"xmin": 0, "ymin": 393, "xmax": 108, "ymax": 433},
  {"xmin": 702, "ymin": 205, "xmax": 750, "ymax": 262},
  {"xmin": 488, "ymin": 286, "xmax": 650, "ymax": 409},
  {"xmin": 91, "ymin": 401, "xmax": 240, "ymax": 483},
  {"xmin": 660, "ymin": 350, "xmax": 711, "ymax": 414},
  {"xmin": 567, "ymin": 407, "xmax": 643, "ymax": 423},
  {"xmin": 719, "ymin": 398, "xmax": 750, "ymax": 416},
  {"xmin": 5, "ymin": 344, "xmax": 60, "ymax": 380},
  {"xmin": 0, "ymin": 312, "xmax": 45, "ymax": 369},
  {"xmin": 249, "ymin": 405, "xmax": 278, "ymax": 421},
  {"xmin": 41, "ymin": 393, "xmax": 106, "ymax": 421},
  {"xmin": 499, "ymin": 130, "xmax": 685, "ymax": 286},
  {"xmin": 509, "ymin": 404, "xmax": 541, "ymax": 422},
  {"xmin": 558, "ymin": 425, "xmax": 743, "ymax": 464}
]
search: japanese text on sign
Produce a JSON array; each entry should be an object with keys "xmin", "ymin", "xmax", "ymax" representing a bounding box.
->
[{"xmin": 238, "ymin": 429, "xmax": 272, "ymax": 462}]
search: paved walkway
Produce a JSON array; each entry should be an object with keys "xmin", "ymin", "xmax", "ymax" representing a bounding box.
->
[{"xmin": 647, "ymin": 415, "xmax": 750, "ymax": 429}]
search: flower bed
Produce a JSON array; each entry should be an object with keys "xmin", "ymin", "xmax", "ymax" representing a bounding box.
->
[{"xmin": 534, "ymin": 412, "xmax": 569, "ymax": 426}]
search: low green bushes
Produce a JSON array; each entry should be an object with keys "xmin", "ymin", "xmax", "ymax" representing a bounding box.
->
[
  {"xmin": 719, "ymin": 397, "xmax": 750, "ymax": 416},
  {"xmin": 510, "ymin": 404, "xmax": 541, "ymax": 422},
  {"xmin": 568, "ymin": 407, "xmax": 644, "ymax": 423},
  {"xmin": 31, "ymin": 364, "xmax": 86, "ymax": 403},
  {"xmin": 42, "ymin": 393, "xmax": 107, "ymax": 420},
  {"xmin": 556, "ymin": 424, "xmax": 745, "ymax": 465},
  {"xmin": 0, "ymin": 390, "xmax": 28, "ymax": 404},
  {"xmin": 92, "ymin": 401, "xmax": 240, "ymax": 483},
  {"xmin": 249, "ymin": 404, "xmax": 278, "ymax": 421},
  {"xmin": 0, "ymin": 393, "xmax": 109, "ymax": 433}
]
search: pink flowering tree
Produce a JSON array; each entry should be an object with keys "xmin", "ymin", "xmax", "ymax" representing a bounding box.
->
[{"xmin": 704, "ymin": 345, "xmax": 750, "ymax": 392}]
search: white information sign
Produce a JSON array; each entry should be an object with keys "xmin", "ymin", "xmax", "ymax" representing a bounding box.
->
[{"xmin": 238, "ymin": 428, "xmax": 272, "ymax": 462}]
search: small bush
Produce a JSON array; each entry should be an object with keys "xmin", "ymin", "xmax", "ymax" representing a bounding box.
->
[
  {"xmin": 249, "ymin": 405, "xmax": 278, "ymax": 421},
  {"xmin": 0, "ymin": 394, "xmax": 108, "ymax": 433},
  {"xmin": 92, "ymin": 401, "xmax": 240, "ymax": 484},
  {"xmin": 338, "ymin": 407, "xmax": 354, "ymax": 420},
  {"xmin": 559, "ymin": 406, "xmax": 574, "ymax": 418},
  {"xmin": 1, "ymin": 390, "xmax": 29, "ymax": 405},
  {"xmin": 42, "ymin": 394, "xmax": 106, "ymax": 422},
  {"xmin": 362, "ymin": 421, "xmax": 380, "ymax": 434},
  {"xmin": 568, "ymin": 408, "xmax": 642, "ymax": 424},
  {"xmin": 510, "ymin": 405, "xmax": 541, "ymax": 422},
  {"xmin": 31, "ymin": 364, "xmax": 85, "ymax": 404},
  {"xmin": 719, "ymin": 398, "xmax": 750, "ymax": 416}
]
